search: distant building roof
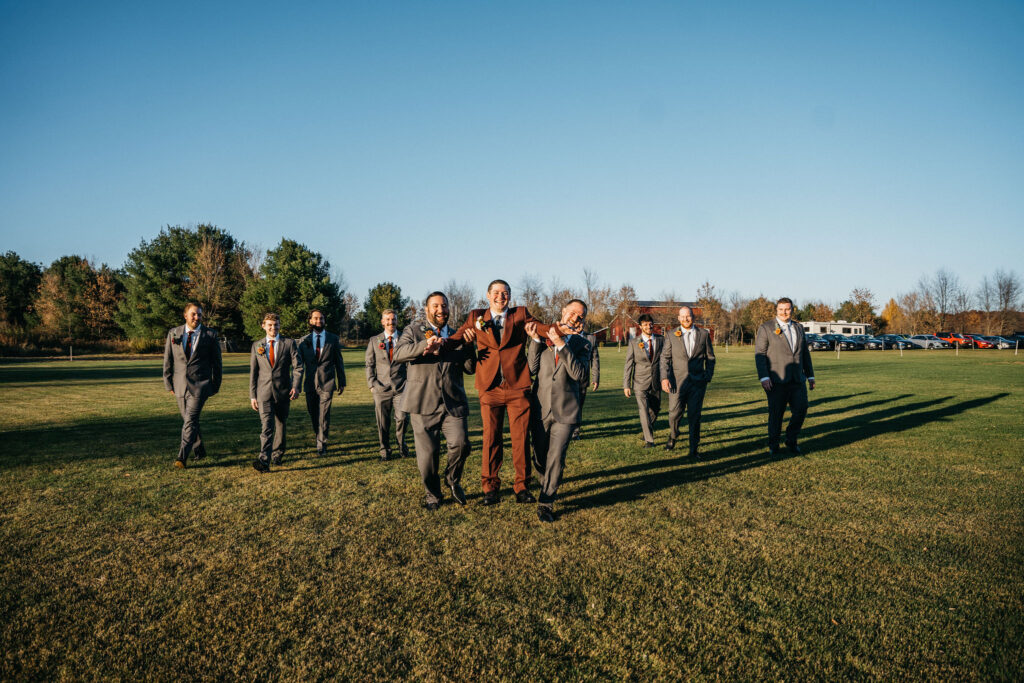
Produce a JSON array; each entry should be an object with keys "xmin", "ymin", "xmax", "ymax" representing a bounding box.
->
[{"xmin": 635, "ymin": 300, "xmax": 698, "ymax": 308}]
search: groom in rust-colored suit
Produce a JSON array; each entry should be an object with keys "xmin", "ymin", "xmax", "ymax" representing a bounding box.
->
[{"xmin": 457, "ymin": 279, "xmax": 556, "ymax": 505}]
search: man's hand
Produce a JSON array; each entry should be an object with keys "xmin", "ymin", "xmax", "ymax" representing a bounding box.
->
[
  {"xmin": 525, "ymin": 321, "xmax": 541, "ymax": 342},
  {"xmin": 808, "ymin": 379, "xmax": 816, "ymax": 391},
  {"xmin": 591, "ymin": 381, "xmax": 598, "ymax": 391},
  {"xmin": 462, "ymin": 328, "xmax": 477, "ymax": 343},
  {"xmin": 338, "ymin": 386, "xmax": 345, "ymax": 395},
  {"xmin": 624, "ymin": 388, "xmax": 631, "ymax": 398},
  {"xmin": 761, "ymin": 379, "xmax": 773, "ymax": 392},
  {"xmin": 250, "ymin": 398, "xmax": 259, "ymax": 411},
  {"xmin": 424, "ymin": 336, "xmax": 443, "ymax": 355},
  {"xmin": 661, "ymin": 379, "xmax": 671, "ymax": 392},
  {"xmin": 546, "ymin": 325, "xmax": 563, "ymax": 346},
  {"xmin": 289, "ymin": 388, "xmax": 298, "ymax": 400},
  {"xmin": 168, "ymin": 389, "xmax": 174, "ymax": 394}
]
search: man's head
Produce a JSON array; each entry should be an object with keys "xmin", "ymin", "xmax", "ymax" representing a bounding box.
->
[
  {"xmin": 424, "ymin": 292, "xmax": 449, "ymax": 329},
  {"xmin": 638, "ymin": 313, "xmax": 654, "ymax": 337},
  {"xmin": 677, "ymin": 306, "xmax": 694, "ymax": 330},
  {"xmin": 308, "ymin": 309, "xmax": 325, "ymax": 332},
  {"xmin": 262, "ymin": 312, "xmax": 280, "ymax": 337},
  {"xmin": 561, "ymin": 299, "xmax": 587, "ymax": 332},
  {"xmin": 183, "ymin": 303, "xmax": 202, "ymax": 329},
  {"xmin": 487, "ymin": 279, "xmax": 511, "ymax": 313},
  {"xmin": 381, "ymin": 308, "xmax": 397, "ymax": 334},
  {"xmin": 776, "ymin": 297, "xmax": 794, "ymax": 323}
]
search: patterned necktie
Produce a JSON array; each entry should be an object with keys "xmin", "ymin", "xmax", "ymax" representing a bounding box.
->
[
  {"xmin": 315, "ymin": 334, "xmax": 321, "ymax": 360},
  {"xmin": 269, "ymin": 340, "xmax": 275, "ymax": 367},
  {"xmin": 387, "ymin": 337, "xmax": 393, "ymax": 362},
  {"xmin": 185, "ymin": 331, "xmax": 193, "ymax": 358}
]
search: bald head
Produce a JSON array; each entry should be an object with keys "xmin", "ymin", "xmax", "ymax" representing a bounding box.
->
[{"xmin": 678, "ymin": 306, "xmax": 694, "ymax": 330}]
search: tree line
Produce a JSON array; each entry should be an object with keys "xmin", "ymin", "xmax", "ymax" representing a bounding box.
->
[{"xmin": 1, "ymin": 225, "xmax": 1021, "ymax": 353}]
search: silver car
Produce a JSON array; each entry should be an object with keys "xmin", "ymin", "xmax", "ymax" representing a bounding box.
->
[{"xmin": 908, "ymin": 334, "xmax": 951, "ymax": 349}]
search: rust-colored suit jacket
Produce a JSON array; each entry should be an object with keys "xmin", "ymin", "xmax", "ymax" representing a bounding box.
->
[{"xmin": 456, "ymin": 306, "xmax": 552, "ymax": 393}]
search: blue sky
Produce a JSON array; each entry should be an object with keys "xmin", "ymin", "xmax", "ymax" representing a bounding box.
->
[{"xmin": 1, "ymin": 1, "xmax": 1022, "ymax": 309}]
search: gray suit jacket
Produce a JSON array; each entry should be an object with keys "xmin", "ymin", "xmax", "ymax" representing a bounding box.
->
[
  {"xmin": 298, "ymin": 331, "xmax": 346, "ymax": 395},
  {"xmin": 623, "ymin": 334, "xmax": 663, "ymax": 392},
  {"xmin": 660, "ymin": 326, "xmax": 716, "ymax": 389},
  {"xmin": 365, "ymin": 331, "xmax": 407, "ymax": 398},
  {"xmin": 529, "ymin": 335, "xmax": 591, "ymax": 425},
  {"xmin": 249, "ymin": 337, "xmax": 304, "ymax": 402},
  {"xmin": 755, "ymin": 321, "xmax": 815, "ymax": 385},
  {"xmin": 584, "ymin": 333, "xmax": 600, "ymax": 386},
  {"xmin": 163, "ymin": 325, "xmax": 222, "ymax": 399},
  {"xmin": 392, "ymin": 323, "xmax": 475, "ymax": 417}
]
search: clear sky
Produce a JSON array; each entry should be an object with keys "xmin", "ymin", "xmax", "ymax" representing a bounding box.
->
[{"xmin": 2, "ymin": 0, "xmax": 1022, "ymax": 309}]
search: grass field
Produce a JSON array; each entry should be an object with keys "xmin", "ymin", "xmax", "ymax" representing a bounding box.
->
[{"xmin": 1, "ymin": 346, "xmax": 1022, "ymax": 680}]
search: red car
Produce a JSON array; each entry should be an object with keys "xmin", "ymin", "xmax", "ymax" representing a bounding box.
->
[{"xmin": 963, "ymin": 335, "xmax": 994, "ymax": 349}]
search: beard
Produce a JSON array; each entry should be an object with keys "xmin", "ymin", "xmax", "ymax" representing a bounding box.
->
[
  {"xmin": 429, "ymin": 313, "xmax": 448, "ymax": 329},
  {"xmin": 310, "ymin": 323, "xmax": 325, "ymax": 333}
]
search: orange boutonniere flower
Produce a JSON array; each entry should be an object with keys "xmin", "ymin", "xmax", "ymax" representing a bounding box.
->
[
  {"xmin": 475, "ymin": 317, "xmax": 492, "ymax": 331},
  {"xmin": 774, "ymin": 325, "xmax": 782, "ymax": 335},
  {"xmin": 257, "ymin": 345, "xmax": 267, "ymax": 356},
  {"xmin": 637, "ymin": 341, "xmax": 644, "ymax": 349},
  {"xmin": 421, "ymin": 325, "xmax": 435, "ymax": 340},
  {"xmin": 674, "ymin": 329, "xmax": 682, "ymax": 337}
]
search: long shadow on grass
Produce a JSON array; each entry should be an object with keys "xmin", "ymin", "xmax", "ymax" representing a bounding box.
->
[
  {"xmin": 0, "ymin": 363, "xmax": 248, "ymax": 385},
  {"xmin": 561, "ymin": 392, "xmax": 1010, "ymax": 514}
]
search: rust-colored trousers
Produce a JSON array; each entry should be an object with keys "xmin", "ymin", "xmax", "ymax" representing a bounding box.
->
[{"xmin": 479, "ymin": 386, "xmax": 532, "ymax": 494}]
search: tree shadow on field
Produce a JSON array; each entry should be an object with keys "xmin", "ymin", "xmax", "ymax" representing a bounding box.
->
[
  {"xmin": 560, "ymin": 392, "xmax": 1011, "ymax": 515},
  {"xmin": 703, "ymin": 391, "xmax": 870, "ymax": 423},
  {"xmin": 0, "ymin": 363, "xmax": 249, "ymax": 386}
]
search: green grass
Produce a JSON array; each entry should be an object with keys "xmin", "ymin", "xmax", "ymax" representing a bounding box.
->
[{"xmin": 1, "ymin": 347, "xmax": 1022, "ymax": 679}]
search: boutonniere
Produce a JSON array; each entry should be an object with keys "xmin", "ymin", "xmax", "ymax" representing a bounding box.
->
[
  {"xmin": 475, "ymin": 317, "xmax": 492, "ymax": 331},
  {"xmin": 774, "ymin": 324, "xmax": 782, "ymax": 335},
  {"xmin": 420, "ymin": 325, "xmax": 434, "ymax": 340},
  {"xmin": 172, "ymin": 335, "xmax": 182, "ymax": 345},
  {"xmin": 378, "ymin": 341, "xmax": 387, "ymax": 350},
  {"xmin": 637, "ymin": 341, "xmax": 644, "ymax": 349},
  {"xmin": 257, "ymin": 345, "xmax": 267, "ymax": 356},
  {"xmin": 674, "ymin": 329, "xmax": 682, "ymax": 337}
]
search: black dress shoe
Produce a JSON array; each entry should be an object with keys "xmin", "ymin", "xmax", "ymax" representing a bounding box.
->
[
  {"xmin": 481, "ymin": 491, "xmax": 500, "ymax": 506},
  {"xmin": 424, "ymin": 501, "xmax": 439, "ymax": 511},
  {"xmin": 571, "ymin": 429, "xmax": 581, "ymax": 441},
  {"xmin": 252, "ymin": 459, "xmax": 270, "ymax": 473},
  {"xmin": 192, "ymin": 449, "xmax": 206, "ymax": 461},
  {"xmin": 516, "ymin": 490, "xmax": 536, "ymax": 504},
  {"xmin": 537, "ymin": 506, "xmax": 555, "ymax": 523},
  {"xmin": 450, "ymin": 483, "xmax": 467, "ymax": 505},
  {"xmin": 271, "ymin": 454, "xmax": 282, "ymax": 466},
  {"xmin": 688, "ymin": 448, "xmax": 699, "ymax": 461},
  {"xmin": 174, "ymin": 458, "xmax": 186, "ymax": 469},
  {"xmin": 665, "ymin": 439, "xmax": 675, "ymax": 451},
  {"xmin": 380, "ymin": 452, "xmax": 391, "ymax": 462},
  {"xmin": 786, "ymin": 442, "xmax": 802, "ymax": 455},
  {"xmin": 768, "ymin": 445, "xmax": 781, "ymax": 457},
  {"xmin": 400, "ymin": 447, "xmax": 411, "ymax": 459},
  {"xmin": 642, "ymin": 441, "xmax": 655, "ymax": 449}
]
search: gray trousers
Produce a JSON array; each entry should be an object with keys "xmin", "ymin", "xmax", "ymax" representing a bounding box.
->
[
  {"xmin": 766, "ymin": 381, "xmax": 809, "ymax": 448},
  {"xmin": 667, "ymin": 379, "xmax": 707, "ymax": 450},
  {"xmin": 258, "ymin": 396, "xmax": 291, "ymax": 462},
  {"xmin": 532, "ymin": 414, "xmax": 574, "ymax": 506},
  {"xmin": 635, "ymin": 387, "xmax": 661, "ymax": 443},
  {"xmin": 305, "ymin": 390, "xmax": 334, "ymax": 450},
  {"xmin": 409, "ymin": 411, "xmax": 469, "ymax": 504},
  {"xmin": 176, "ymin": 393, "xmax": 207, "ymax": 460},
  {"xmin": 373, "ymin": 391, "xmax": 409, "ymax": 456}
]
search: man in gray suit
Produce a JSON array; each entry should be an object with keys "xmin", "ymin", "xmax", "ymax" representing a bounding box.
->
[
  {"xmin": 365, "ymin": 308, "xmax": 410, "ymax": 461},
  {"xmin": 392, "ymin": 291, "xmax": 476, "ymax": 510},
  {"xmin": 527, "ymin": 300, "xmax": 591, "ymax": 522},
  {"xmin": 163, "ymin": 302, "xmax": 222, "ymax": 469},
  {"xmin": 571, "ymin": 331, "xmax": 600, "ymax": 441},
  {"xmin": 660, "ymin": 306, "xmax": 716, "ymax": 459},
  {"xmin": 298, "ymin": 309, "xmax": 346, "ymax": 458},
  {"xmin": 755, "ymin": 297, "xmax": 816, "ymax": 456},
  {"xmin": 250, "ymin": 312, "xmax": 304, "ymax": 472},
  {"xmin": 623, "ymin": 313, "xmax": 663, "ymax": 448}
]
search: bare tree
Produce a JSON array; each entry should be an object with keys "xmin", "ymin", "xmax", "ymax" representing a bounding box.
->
[
  {"xmin": 995, "ymin": 269, "xmax": 1022, "ymax": 335},
  {"xmin": 443, "ymin": 279, "xmax": 476, "ymax": 329},
  {"xmin": 695, "ymin": 281, "xmax": 726, "ymax": 343},
  {"xmin": 919, "ymin": 268, "xmax": 961, "ymax": 330},
  {"xmin": 516, "ymin": 273, "xmax": 545, "ymax": 316},
  {"xmin": 977, "ymin": 276, "xmax": 997, "ymax": 335},
  {"xmin": 727, "ymin": 291, "xmax": 748, "ymax": 343},
  {"xmin": 582, "ymin": 268, "xmax": 612, "ymax": 331}
]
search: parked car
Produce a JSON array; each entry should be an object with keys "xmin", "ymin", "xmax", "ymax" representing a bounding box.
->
[
  {"xmin": 907, "ymin": 334, "xmax": 952, "ymax": 349},
  {"xmin": 875, "ymin": 334, "xmax": 916, "ymax": 349},
  {"xmin": 863, "ymin": 337, "xmax": 887, "ymax": 350},
  {"xmin": 981, "ymin": 336, "xmax": 1015, "ymax": 349},
  {"xmin": 805, "ymin": 333, "xmax": 831, "ymax": 351},
  {"xmin": 960, "ymin": 335, "xmax": 994, "ymax": 349},
  {"xmin": 822, "ymin": 334, "xmax": 864, "ymax": 350},
  {"xmin": 935, "ymin": 332, "xmax": 971, "ymax": 347}
]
